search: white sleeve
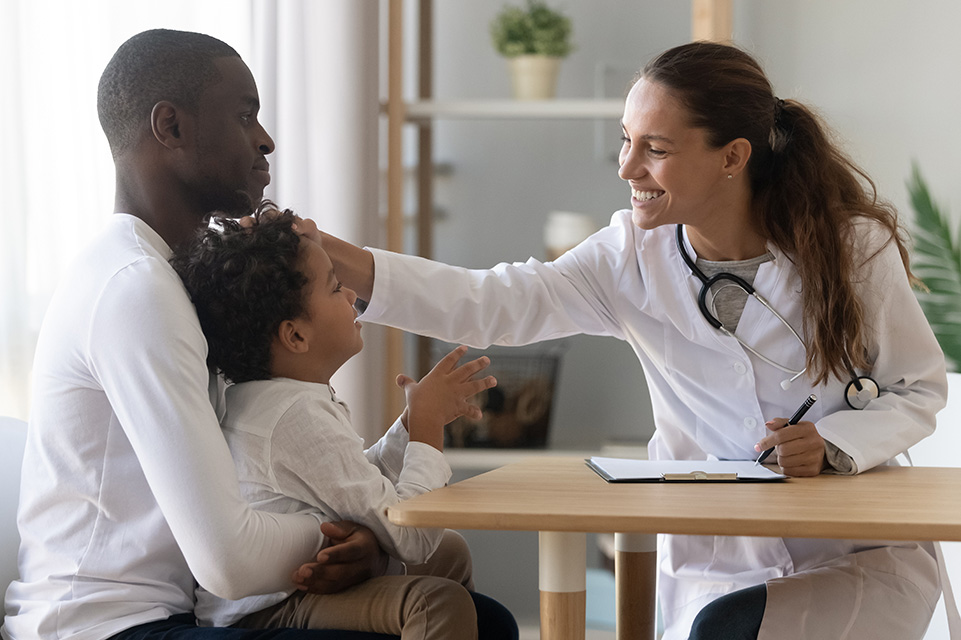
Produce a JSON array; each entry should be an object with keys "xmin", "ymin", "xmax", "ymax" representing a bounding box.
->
[
  {"xmin": 269, "ymin": 396, "xmax": 451, "ymax": 564},
  {"xmin": 358, "ymin": 214, "xmax": 636, "ymax": 347},
  {"xmin": 816, "ymin": 230, "xmax": 948, "ymax": 472},
  {"xmin": 364, "ymin": 417, "xmax": 411, "ymax": 484},
  {"xmin": 88, "ymin": 261, "xmax": 324, "ymax": 600}
]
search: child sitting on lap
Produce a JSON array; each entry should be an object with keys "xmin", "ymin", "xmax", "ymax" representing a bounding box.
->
[{"xmin": 170, "ymin": 204, "xmax": 498, "ymax": 640}]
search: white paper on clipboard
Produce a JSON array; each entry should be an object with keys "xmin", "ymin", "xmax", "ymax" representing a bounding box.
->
[{"xmin": 586, "ymin": 456, "xmax": 787, "ymax": 482}]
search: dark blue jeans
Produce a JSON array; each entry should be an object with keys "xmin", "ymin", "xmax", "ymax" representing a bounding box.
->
[
  {"xmin": 687, "ymin": 583, "xmax": 767, "ymax": 640},
  {"xmin": 110, "ymin": 591, "xmax": 517, "ymax": 640}
]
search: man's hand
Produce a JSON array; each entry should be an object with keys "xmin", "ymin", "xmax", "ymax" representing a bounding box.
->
[
  {"xmin": 754, "ymin": 418, "xmax": 827, "ymax": 477},
  {"xmin": 291, "ymin": 521, "xmax": 388, "ymax": 594}
]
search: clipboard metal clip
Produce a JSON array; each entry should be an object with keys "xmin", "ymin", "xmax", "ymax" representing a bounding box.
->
[{"xmin": 662, "ymin": 471, "xmax": 739, "ymax": 481}]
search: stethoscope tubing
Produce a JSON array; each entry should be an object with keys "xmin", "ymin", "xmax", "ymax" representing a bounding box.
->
[{"xmin": 674, "ymin": 224, "xmax": 878, "ymax": 409}]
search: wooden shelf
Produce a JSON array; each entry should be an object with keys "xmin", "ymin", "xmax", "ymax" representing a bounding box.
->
[
  {"xmin": 398, "ymin": 99, "xmax": 625, "ymax": 121},
  {"xmin": 447, "ymin": 443, "xmax": 647, "ymax": 472}
]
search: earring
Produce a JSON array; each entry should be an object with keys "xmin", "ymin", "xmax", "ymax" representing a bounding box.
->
[{"xmin": 727, "ymin": 174, "xmax": 733, "ymax": 179}]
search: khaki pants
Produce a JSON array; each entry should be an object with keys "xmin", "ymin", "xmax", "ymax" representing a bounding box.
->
[{"xmin": 235, "ymin": 530, "xmax": 477, "ymax": 640}]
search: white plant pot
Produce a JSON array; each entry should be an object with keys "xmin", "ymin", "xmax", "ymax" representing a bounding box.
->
[{"xmin": 507, "ymin": 55, "xmax": 561, "ymax": 100}]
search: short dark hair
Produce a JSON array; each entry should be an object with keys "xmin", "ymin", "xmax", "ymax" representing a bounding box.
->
[
  {"xmin": 98, "ymin": 29, "xmax": 239, "ymax": 157},
  {"xmin": 170, "ymin": 204, "xmax": 309, "ymax": 383}
]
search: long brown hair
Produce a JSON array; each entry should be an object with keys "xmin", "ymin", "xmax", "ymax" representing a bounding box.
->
[{"xmin": 640, "ymin": 42, "xmax": 912, "ymax": 385}]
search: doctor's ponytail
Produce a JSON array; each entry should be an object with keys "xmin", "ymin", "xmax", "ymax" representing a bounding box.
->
[{"xmin": 640, "ymin": 42, "xmax": 914, "ymax": 386}]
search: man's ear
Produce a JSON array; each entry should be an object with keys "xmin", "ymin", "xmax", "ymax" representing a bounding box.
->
[
  {"xmin": 276, "ymin": 319, "xmax": 310, "ymax": 354},
  {"xmin": 150, "ymin": 101, "xmax": 187, "ymax": 150},
  {"xmin": 722, "ymin": 137, "xmax": 753, "ymax": 178}
]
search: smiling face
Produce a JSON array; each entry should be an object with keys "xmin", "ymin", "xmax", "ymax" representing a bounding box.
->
[
  {"xmin": 184, "ymin": 56, "xmax": 275, "ymax": 217},
  {"xmin": 617, "ymin": 78, "xmax": 733, "ymax": 233},
  {"xmin": 294, "ymin": 240, "xmax": 364, "ymax": 382}
]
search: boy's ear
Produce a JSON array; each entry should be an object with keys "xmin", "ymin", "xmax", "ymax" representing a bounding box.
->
[{"xmin": 276, "ymin": 319, "xmax": 310, "ymax": 354}]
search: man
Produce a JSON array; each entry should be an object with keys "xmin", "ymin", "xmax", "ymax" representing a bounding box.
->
[{"xmin": 2, "ymin": 29, "xmax": 425, "ymax": 640}]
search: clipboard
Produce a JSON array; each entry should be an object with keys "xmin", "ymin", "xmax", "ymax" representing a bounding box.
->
[{"xmin": 586, "ymin": 456, "xmax": 787, "ymax": 483}]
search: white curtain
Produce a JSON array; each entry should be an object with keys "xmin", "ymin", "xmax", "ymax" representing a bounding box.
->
[
  {"xmin": 0, "ymin": 1, "xmax": 251, "ymax": 419},
  {"xmin": 251, "ymin": 0, "xmax": 385, "ymax": 442}
]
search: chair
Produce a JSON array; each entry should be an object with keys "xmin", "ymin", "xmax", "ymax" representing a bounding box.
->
[
  {"xmin": 0, "ymin": 417, "xmax": 27, "ymax": 618},
  {"xmin": 911, "ymin": 372, "xmax": 961, "ymax": 639}
]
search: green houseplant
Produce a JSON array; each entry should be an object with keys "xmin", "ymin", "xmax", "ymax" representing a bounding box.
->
[
  {"xmin": 490, "ymin": 1, "xmax": 573, "ymax": 100},
  {"xmin": 906, "ymin": 163, "xmax": 961, "ymax": 371}
]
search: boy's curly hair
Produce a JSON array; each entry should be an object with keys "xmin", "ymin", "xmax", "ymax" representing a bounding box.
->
[{"xmin": 170, "ymin": 203, "xmax": 308, "ymax": 383}]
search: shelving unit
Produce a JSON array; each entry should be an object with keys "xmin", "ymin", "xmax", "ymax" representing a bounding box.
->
[
  {"xmin": 380, "ymin": 0, "xmax": 732, "ymax": 424},
  {"xmin": 401, "ymin": 99, "xmax": 625, "ymax": 121}
]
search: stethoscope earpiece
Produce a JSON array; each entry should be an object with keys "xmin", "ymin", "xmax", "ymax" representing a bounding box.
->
[{"xmin": 780, "ymin": 370, "xmax": 804, "ymax": 391}]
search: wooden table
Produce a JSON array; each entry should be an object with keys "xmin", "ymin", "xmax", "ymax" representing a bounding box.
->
[{"xmin": 387, "ymin": 457, "xmax": 961, "ymax": 640}]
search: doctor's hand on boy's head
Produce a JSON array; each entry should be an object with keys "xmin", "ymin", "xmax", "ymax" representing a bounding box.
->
[
  {"xmin": 755, "ymin": 418, "xmax": 828, "ymax": 477},
  {"xmin": 238, "ymin": 207, "xmax": 323, "ymax": 246},
  {"xmin": 397, "ymin": 345, "xmax": 497, "ymax": 451}
]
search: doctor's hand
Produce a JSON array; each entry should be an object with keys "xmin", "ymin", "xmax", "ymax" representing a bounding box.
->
[
  {"xmin": 755, "ymin": 418, "xmax": 828, "ymax": 477},
  {"xmin": 239, "ymin": 209, "xmax": 323, "ymax": 246},
  {"xmin": 291, "ymin": 521, "xmax": 388, "ymax": 594}
]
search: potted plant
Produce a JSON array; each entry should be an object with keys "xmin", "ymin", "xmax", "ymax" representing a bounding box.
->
[
  {"xmin": 490, "ymin": 1, "xmax": 573, "ymax": 100},
  {"xmin": 906, "ymin": 163, "xmax": 961, "ymax": 372}
]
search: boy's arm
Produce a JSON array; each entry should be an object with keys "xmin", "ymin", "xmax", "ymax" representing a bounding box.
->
[{"xmin": 268, "ymin": 393, "xmax": 451, "ymax": 565}]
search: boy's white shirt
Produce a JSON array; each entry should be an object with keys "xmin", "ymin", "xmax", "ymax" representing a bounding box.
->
[{"xmin": 194, "ymin": 378, "xmax": 450, "ymax": 627}]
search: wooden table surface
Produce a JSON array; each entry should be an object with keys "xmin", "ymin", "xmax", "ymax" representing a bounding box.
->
[{"xmin": 388, "ymin": 456, "xmax": 961, "ymax": 541}]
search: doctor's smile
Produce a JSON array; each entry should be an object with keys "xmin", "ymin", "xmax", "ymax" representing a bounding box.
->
[{"xmin": 631, "ymin": 188, "xmax": 664, "ymax": 204}]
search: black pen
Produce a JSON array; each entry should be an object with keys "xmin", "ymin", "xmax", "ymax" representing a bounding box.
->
[{"xmin": 754, "ymin": 394, "xmax": 817, "ymax": 466}]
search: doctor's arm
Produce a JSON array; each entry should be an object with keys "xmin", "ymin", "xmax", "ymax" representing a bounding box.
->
[
  {"xmin": 318, "ymin": 230, "xmax": 375, "ymax": 302},
  {"xmin": 812, "ymin": 234, "xmax": 948, "ymax": 473}
]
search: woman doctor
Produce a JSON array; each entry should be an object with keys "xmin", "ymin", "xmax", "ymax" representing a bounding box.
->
[{"xmin": 318, "ymin": 42, "xmax": 947, "ymax": 640}]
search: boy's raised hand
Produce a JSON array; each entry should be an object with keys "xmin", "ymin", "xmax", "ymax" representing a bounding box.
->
[{"xmin": 397, "ymin": 345, "xmax": 496, "ymax": 450}]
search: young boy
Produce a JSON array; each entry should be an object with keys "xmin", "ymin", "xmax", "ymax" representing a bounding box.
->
[{"xmin": 170, "ymin": 205, "xmax": 499, "ymax": 640}]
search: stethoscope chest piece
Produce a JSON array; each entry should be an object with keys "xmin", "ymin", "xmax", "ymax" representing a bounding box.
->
[{"xmin": 845, "ymin": 375, "xmax": 880, "ymax": 410}]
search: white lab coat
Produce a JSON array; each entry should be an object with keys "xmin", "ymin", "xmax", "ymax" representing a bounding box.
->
[{"xmin": 359, "ymin": 210, "xmax": 947, "ymax": 640}]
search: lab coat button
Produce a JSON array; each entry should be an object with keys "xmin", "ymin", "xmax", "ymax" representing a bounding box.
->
[
  {"xmin": 743, "ymin": 417, "xmax": 757, "ymax": 429},
  {"xmin": 733, "ymin": 362, "xmax": 747, "ymax": 375}
]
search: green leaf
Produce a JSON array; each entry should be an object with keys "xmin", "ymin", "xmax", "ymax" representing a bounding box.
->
[
  {"xmin": 907, "ymin": 163, "xmax": 961, "ymax": 371},
  {"xmin": 490, "ymin": 1, "xmax": 573, "ymax": 58}
]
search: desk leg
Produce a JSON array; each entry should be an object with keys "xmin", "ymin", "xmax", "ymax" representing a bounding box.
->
[
  {"xmin": 539, "ymin": 531, "xmax": 586, "ymax": 640},
  {"xmin": 615, "ymin": 533, "xmax": 657, "ymax": 640}
]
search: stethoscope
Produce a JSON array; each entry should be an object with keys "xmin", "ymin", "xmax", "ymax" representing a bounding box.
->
[{"xmin": 675, "ymin": 224, "xmax": 879, "ymax": 410}]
